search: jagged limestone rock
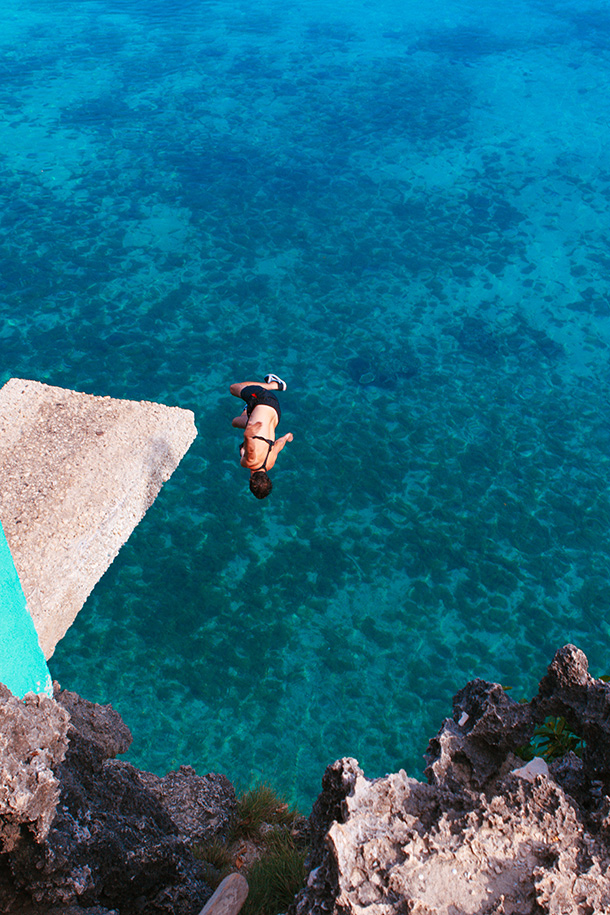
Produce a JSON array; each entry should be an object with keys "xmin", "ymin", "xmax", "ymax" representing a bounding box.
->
[
  {"xmin": 135, "ymin": 765, "xmax": 237, "ymax": 845},
  {"xmin": 54, "ymin": 685, "xmax": 133, "ymax": 769},
  {"xmin": 0, "ymin": 686, "xmax": 223, "ymax": 915},
  {"xmin": 425, "ymin": 642, "xmax": 610, "ymax": 794},
  {"xmin": 291, "ymin": 645, "xmax": 610, "ymax": 915},
  {"xmin": 425, "ymin": 677, "xmax": 535, "ymax": 791},
  {"xmin": 0, "ymin": 686, "xmax": 69, "ymax": 852},
  {"xmin": 533, "ymin": 643, "xmax": 610, "ymax": 784},
  {"xmin": 325, "ymin": 763, "xmax": 610, "ymax": 915}
]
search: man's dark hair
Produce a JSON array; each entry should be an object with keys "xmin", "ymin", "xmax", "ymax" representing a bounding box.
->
[{"xmin": 250, "ymin": 471, "xmax": 272, "ymax": 499}]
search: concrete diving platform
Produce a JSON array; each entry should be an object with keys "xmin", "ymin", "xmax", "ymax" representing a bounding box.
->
[{"xmin": 0, "ymin": 378, "xmax": 197, "ymax": 690}]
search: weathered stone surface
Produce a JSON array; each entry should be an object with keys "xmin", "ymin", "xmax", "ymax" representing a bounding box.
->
[
  {"xmin": 0, "ymin": 684, "xmax": 229, "ymax": 915},
  {"xmin": 425, "ymin": 677, "xmax": 535, "ymax": 790},
  {"xmin": 135, "ymin": 765, "xmax": 237, "ymax": 844},
  {"xmin": 0, "ymin": 865, "xmax": 120, "ymax": 915},
  {"xmin": 54, "ymin": 684, "xmax": 133, "ymax": 769},
  {"xmin": 8, "ymin": 752, "xmax": 212, "ymax": 913},
  {"xmin": 291, "ymin": 645, "xmax": 610, "ymax": 915},
  {"xmin": 532, "ymin": 643, "xmax": 610, "ymax": 786},
  {"xmin": 292, "ymin": 757, "xmax": 362, "ymax": 915},
  {"xmin": 0, "ymin": 686, "xmax": 69, "ymax": 853},
  {"xmin": 0, "ymin": 378, "xmax": 197, "ymax": 658},
  {"xmin": 294, "ymin": 758, "xmax": 610, "ymax": 915},
  {"xmin": 424, "ymin": 644, "xmax": 610, "ymax": 795}
]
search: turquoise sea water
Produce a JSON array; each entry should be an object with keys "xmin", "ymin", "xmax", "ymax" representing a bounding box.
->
[{"xmin": 4, "ymin": 0, "xmax": 610, "ymax": 807}]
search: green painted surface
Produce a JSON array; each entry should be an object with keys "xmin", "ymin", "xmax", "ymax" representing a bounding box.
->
[{"xmin": 0, "ymin": 522, "xmax": 52, "ymax": 698}]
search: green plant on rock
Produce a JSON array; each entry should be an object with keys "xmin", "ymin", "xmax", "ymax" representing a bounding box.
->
[
  {"xmin": 234, "ymin": 783, "xmax": 299, "ymax": 839},
  {"xmin": 191, "ymin": 838, "xmax": 234, "ymax": 889},
  {"xmin": 519, "ymin": 715, "xmax": 584, "ymax": 762},
  {"xmin": 241, "ymin": 828, "xmax": 307, "ymax": 915}
]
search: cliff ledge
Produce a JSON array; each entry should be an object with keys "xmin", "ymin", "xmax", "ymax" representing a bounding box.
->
[{"xmin": 2, "ymin": 645, "xmax": 610, "ymax": 915}]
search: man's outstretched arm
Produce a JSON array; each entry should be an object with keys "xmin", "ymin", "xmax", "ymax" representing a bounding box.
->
[{"xmin": 273, "ymin": 432, "xmax": 294, "ymax": 454}]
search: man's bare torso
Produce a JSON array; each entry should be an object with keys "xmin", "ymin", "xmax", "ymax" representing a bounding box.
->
[{"xmin": 240, "ymin": 404, "xmax": 280, "ymax": 470}]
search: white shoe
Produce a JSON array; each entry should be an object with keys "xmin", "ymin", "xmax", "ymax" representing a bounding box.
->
[{"xmin": 264, "ymin": 373, "xmax": 287, "ymax": 391}]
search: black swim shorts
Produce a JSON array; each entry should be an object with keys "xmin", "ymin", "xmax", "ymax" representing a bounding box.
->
[{"xmin": 240, "ymin": 384, "xmax": 282, "ymax": 420}]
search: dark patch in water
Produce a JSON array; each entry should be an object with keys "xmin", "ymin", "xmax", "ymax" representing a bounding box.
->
[
  {"xmin": 449, "ymin": 315, "xmax": 565, "ymax": 363},
  {"xmin": 60, "ymin": 96, "xmax": 135, "ymax": 130},
  {"xmin": 543, "ymin": 4, "xmax": 610, "ymax": 51},
  {"xmin": 305, "ymin": 22, "xmax": 358, "ymax": 45},
  {"xmin": 452, "ymin": 316, "xmax": 500, "ymax": 357},
  {"xmin": 414, "ymin": 26, "xmax": 521, "ymax": 62},
  {"xmin": 566, "ymin": 287, "xmax": 610, "ymax": 318},
  {"xmin": 347, "ymin": 354, "xmax": 419, "ymax": 389},
  {"xmin": 505, "ymin": 319, "xmax": 565, "ymax": 362}
]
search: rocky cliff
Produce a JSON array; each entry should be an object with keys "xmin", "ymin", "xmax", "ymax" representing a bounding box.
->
[
  {"xmin": 290, "ymin": 644, "xmax": 610, "ymax": 915},
  {"xmin": 0, "ymin": 684, "xmax": 234, "ymax": 915},
  {"xmin": 2, "ymin": 645, "xmax": 610, "ymax": 915}
]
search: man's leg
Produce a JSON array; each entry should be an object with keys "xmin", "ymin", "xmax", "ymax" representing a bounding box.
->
[{"xmin": 229, "ymin": 380, "xmax": 281, "ymax": 397}]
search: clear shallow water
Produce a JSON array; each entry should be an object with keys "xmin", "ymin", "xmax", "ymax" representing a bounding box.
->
[{"xmin": 3, "ymin": 0, "xmax": 610, "ymax": 806}]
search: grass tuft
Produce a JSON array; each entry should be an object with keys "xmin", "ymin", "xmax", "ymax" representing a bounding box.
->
[
  {"xmin": 192, "ymin": 838, "xmax": 234, "ymax": 889},
  {"xmin": 191, "ymin": 784, "xmax": 306, "ymax": 912},
  {"xmin": 234, "ymin": 783, "xmax": 299, "ymax": 838},
  {"xmin": 241, "ymin": 829, "xmax": 307, "ymax": 915}
]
